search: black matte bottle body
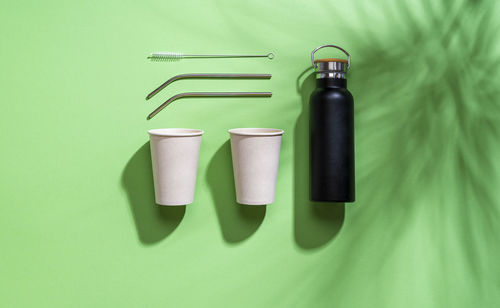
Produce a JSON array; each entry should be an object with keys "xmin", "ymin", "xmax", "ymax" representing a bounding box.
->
[{"xmin": 310, "ymin": 78, "xmax": 355, "ymax": 202}]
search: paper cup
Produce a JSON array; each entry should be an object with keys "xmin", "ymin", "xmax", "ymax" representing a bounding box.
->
[
  {"xmin": 229, "ymin": 128, "xmax": 284, "ymax": 205},
  {"xmin": 148, "ymin": 129, "xmax": 203, "ymax": 206}
]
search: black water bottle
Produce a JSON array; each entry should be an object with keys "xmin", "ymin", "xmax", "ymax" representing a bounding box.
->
[{"xmin": 310, "ymin": 45, "xmax": 355, "ymax": 202}]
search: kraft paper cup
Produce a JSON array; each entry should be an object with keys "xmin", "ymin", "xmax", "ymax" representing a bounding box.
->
[
  {"xmin": 148, "ymin": 128, "xmax": 203, "ymax": 206},
  {"xmin": 228, "ymin": 128, "xmax": 284, "ymax": 205}
]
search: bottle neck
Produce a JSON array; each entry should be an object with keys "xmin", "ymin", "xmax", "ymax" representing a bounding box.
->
[{"xmin": 316, "ymin": 78, "xmax": 347, "ymax": 88}]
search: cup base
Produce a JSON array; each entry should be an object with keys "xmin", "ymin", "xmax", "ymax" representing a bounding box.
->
[
  {"xmin": 155, "ymin": 199, "xmax": 192, "ymax": 206},
  {"xmin": 237, "ymin": 199, "xmax": 273, "ymax": 206}
]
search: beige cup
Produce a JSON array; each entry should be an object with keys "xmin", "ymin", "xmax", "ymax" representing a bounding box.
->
[
  {"xmin": 148, "ymin": 129, "xmax": 203, "ymax": 206},
  {"xmin": 228, "ymin": 128, "xmax": 284, "ymax": 205}
]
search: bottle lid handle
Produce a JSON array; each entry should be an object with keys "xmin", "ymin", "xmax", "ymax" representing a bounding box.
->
[{"xmin": 311, "ymin": 45, "xmax": 351, "ymax": 69}]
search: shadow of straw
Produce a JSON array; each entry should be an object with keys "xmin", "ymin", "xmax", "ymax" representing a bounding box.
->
[
  {"xmin": 293, "ymin": 67, "xmax": 345, "ymax": 249},
  {"xmin": 122, "ymin": 142, "xmax": 185, "ymax": 245},
  {"xmin": 207, "ymin": 140, "xmax": 266, "ymax": 244}
]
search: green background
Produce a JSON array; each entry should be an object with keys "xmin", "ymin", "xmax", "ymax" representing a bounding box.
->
[{"xmin": 1, "ymin": 0, "xmax": 499, "ymax": 307}]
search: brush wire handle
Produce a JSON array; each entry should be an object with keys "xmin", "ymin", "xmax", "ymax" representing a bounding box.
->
[
  {"xmin": 147, "ymin": 92, "xmax": 272, "ymax": 120},
  {"xmin": 148, "ymin": 52, "xmax": 275, "ymax": 62},
  {"xmin": 146, "ymin": 73, "xmax": 272, "ymax": 100}
]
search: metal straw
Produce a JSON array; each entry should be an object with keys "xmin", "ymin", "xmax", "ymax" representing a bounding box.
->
[
  {"xmin": 146, "ymin": 73, "xmax": 272, "ymax": 100},
  {"xmin": 147, "ymin": 92, "xmax": 272, "ymax": 120}
]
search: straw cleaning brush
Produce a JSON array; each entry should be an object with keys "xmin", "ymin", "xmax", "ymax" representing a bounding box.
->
[{"xmin": 148, "ymin": 52, "xmax": 275, "ymax": 62}]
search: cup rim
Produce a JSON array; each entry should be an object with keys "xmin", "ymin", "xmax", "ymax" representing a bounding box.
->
[
  {"xmin": 228, "ymin": 128, "xmax": 284, "ymax": 136},
  {"xmin": 148, "ymin": 128, "xmax": 204, "ymax": 137}
]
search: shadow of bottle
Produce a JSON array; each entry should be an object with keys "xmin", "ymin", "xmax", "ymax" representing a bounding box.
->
[
  {"xmin": 122, "ymin": 142, "xmax": 185, "ymax": 245},
  {"xmin": 294, "ymin": 68, "xmax": 345, "ymax": 249},
  {"xmin": 207, "ymin": 140, "xmax": 266, "ymax": 244}
]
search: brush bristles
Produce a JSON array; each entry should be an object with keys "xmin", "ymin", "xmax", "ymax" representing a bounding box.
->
[{"xmin": 148, "ymin": 52, "xmax": 183, "ymax": 62}]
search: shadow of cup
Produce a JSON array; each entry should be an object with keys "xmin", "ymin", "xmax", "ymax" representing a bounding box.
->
[
  {"xmin": 207, "ymin": 140, "xmax": 266, "ymax": 244},
  {"xmin": 122, "ymin": 142, "xmax": 185, "ymax": 245}
]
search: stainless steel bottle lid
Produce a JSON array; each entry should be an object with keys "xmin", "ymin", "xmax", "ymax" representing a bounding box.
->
[{"xmin": 311, "ymin": 45, "xmax": 351, "ymax": 79}]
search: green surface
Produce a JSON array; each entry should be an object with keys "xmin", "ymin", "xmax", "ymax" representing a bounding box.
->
[{"xmin": 1, "ymin": 0, "xmax": 500, "ymax": 307}]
